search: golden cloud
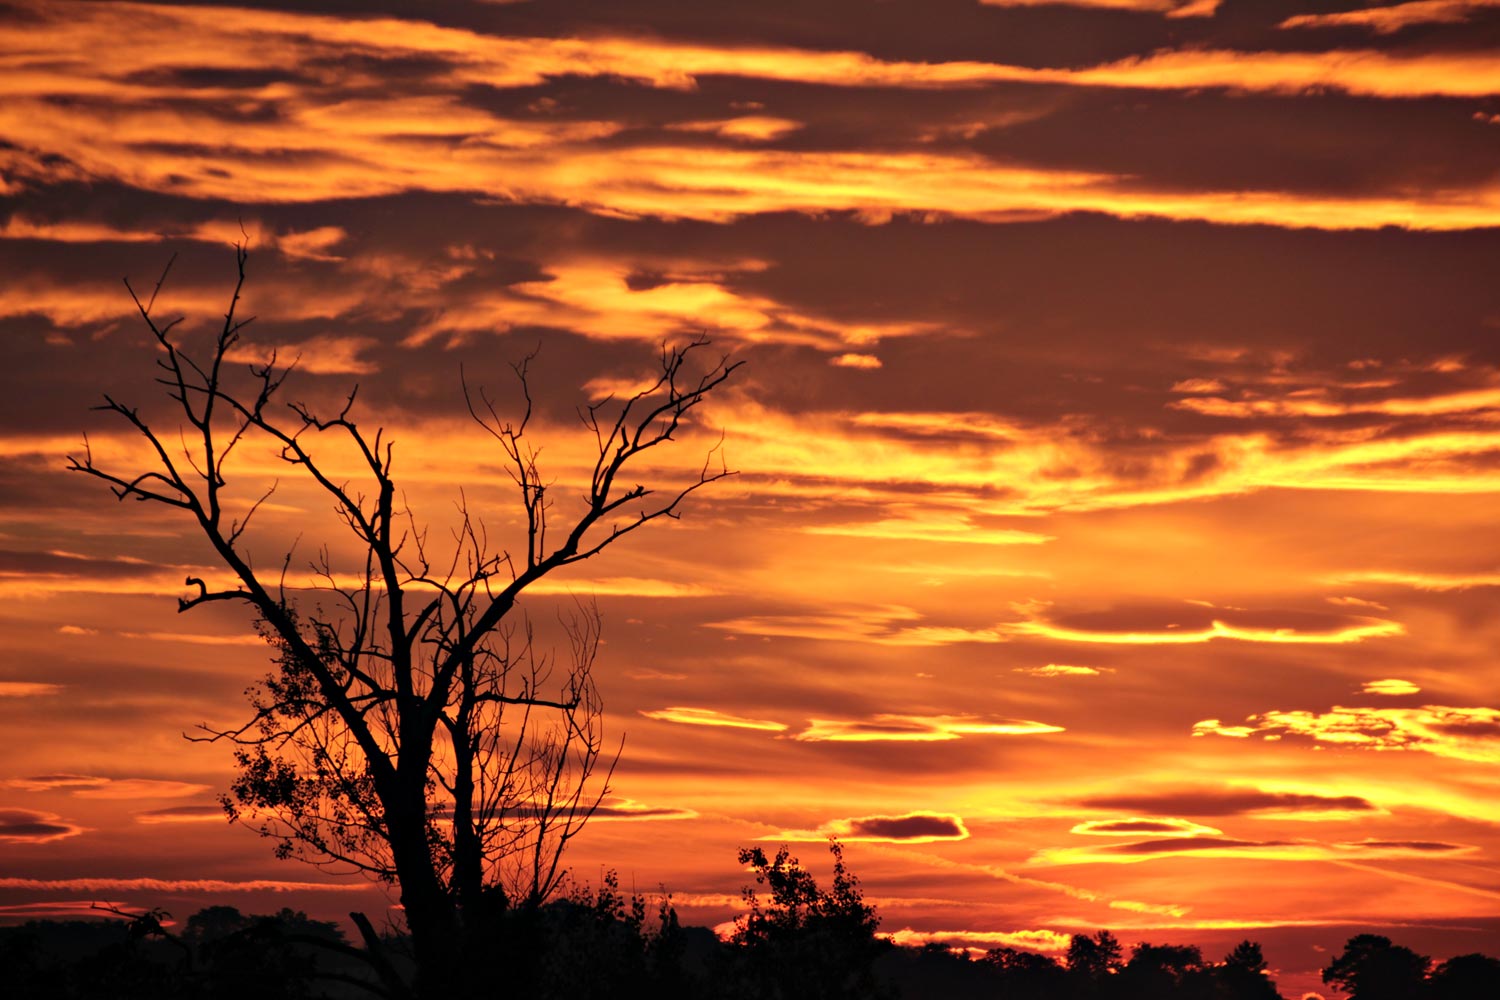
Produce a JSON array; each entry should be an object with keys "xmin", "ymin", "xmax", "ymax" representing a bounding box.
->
[
  {"xmin": 793, "ymin": 714, "xmax": 1064, "ymax": 742},
  {"xmin": 1014, "ymin": 664, "xmax": 1111, "ymax": 677},
  {"xmin": 1330, "ymin": 570, "xmax": 1500, "ymax": 591},
  {"xmin": 1361, "ymin": 679, "xmax": 1421, "ymax": 696},
  {"xmin": 8, "ymin": 3, "xmax": 1500, "ymax": 229},
  {"xmin": 999, "ymin": 607, "xmax": 1404, "ymax": 646},
  {"xmin": 1034, "ymin": 836, "xmax": 1476, "ymax": 866},
  {"xmin": 1280, "ymin": 0, "xmax": 1500, "ymax": 33},
  {"xmin": 1193, "ymin": 705, "xmax": 1500, "ymax": 763},
  {"xmin": 0, "ymin": 877, "xmax": 368, "ymax": 892},
  {"xmin": 638, "ymin": 707, "xmax": 789, "ymax": 732},
  {"xmin": 1070, "ymin": 817, "xmax": 1223, "ymax": 837},
  {"xmin": 886, "ymin": 927, "xmax": 1074, "ymax": 952}
]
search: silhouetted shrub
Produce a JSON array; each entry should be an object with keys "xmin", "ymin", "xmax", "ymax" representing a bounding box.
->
[{"xmin": 722, "ymin": 840, "xmax": 891, "ymax": 1000}]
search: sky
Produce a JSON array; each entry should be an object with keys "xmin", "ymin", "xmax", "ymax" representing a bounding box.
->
[{"xmin": 2, "ymin": 0, "xmax": 1500, "ymax": 995}]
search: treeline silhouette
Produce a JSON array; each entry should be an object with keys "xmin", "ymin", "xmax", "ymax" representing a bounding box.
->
[{"xmin": 3, "ymin": 844, "xmax": 1497, "ymax": 999}]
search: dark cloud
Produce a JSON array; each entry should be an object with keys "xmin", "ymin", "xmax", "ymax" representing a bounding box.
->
[
  {"xmin": 0, "ymin": 549, "xmax": 157, "ymax": 580},
  {"xmin": 0, "ymin": 808, "xmax": 83, "ymax": 843},
  {"xmin": 134, "ymin": 804, "xmax": 225, "ymax": 823},
  {"xmin": 972, "ymin": 89, "xmax": 1500, "ymax": 198},
  {"xmin": 1340, "ymin": 839, "xmax": 1466, "ymax": 853},
  {"xmin": 1077, "ymin": 787, "xmax": 1376, "ymax": 815},
  {"xmin": 1082, "ymin": 819, "xmax": 1197, "ymax": 834},
  {"xmin": 844, "ymin": 813, "xmax": 968, "ymax": 841},
  {"xmin": 1430, "ymin": 718, "xmax": 1500, "ymax": 739},
  {"xmin": 1103, "ymin": 836, "xmax": 1290, "ymax": 855}
]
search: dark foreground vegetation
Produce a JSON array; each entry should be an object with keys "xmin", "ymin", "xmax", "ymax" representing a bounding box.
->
[{"xmin": 3, "ymin": 843, "xmax": 1497, "ymax": 1000}]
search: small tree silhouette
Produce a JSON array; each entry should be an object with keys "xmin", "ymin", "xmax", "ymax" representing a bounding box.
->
[
  {"xmin": 1322, "ymin": 934, "xmax": 1431, "ymax": 1000},
  {"xmin": 727, "ymin": 840, "xmax": 888, "ymax": 999},
  {"xmin": 69, "ymin": 248, "xmax": 739, "ymax": 999}
]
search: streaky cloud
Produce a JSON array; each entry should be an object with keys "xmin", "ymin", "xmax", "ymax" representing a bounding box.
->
[
  {"xmin": 794, "ymin": 713, "xmax": 1063, "ymax": 742},
  {"xmin": 638, "ymin": 706, "xmax": 788, "ymax": 731}
]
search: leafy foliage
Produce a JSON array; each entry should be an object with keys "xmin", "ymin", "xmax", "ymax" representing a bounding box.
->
[{"xmin": 725, "ymin": 839, "xmax": 890, "ymax": 1000}]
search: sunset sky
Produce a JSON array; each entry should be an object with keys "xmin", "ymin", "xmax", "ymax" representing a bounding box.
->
[{"xmin": 3, "ymin": 1, "xmax": 1500, "ymax": 995}]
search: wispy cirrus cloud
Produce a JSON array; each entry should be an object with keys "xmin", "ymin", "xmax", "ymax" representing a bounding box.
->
[
  {"xmin": 586, "ymin": 797, "xmax": 698, "ymax": 823},
  {"xmin": 804, "ymin": 517, "xmax": 1051, "ymax": 546},
  {"xmin": 1073, "ymin": 787, "xmax": 1379, "ymax": 817},
  {"xmin": 999, "ymin": 604, "xmax": 1404, "ymax": 646},
  {"xmin": 707, "ymin": 607, "xmax": 1010, "ymax": 646},
  {"xmin": 1035, "ymin": 836, "xmax": 1476, "ymax": 866},
  {"xmin": 0, "ymin": 877, "xmax": 369, "ymax": 892},
  {"xmin": 1329, "ymin": 569, "xmax": 1500, "ymax": 591},
  {"xmin": 4, "ymin": 774, "xmax": 210, "ymax": 799},
  {"xmin": 134, "ymin": 805, "xmax": 225, "ymax": 825},
  {"xmin": 1281, "ymin": 0, "xmax": 1500, "ymax": 33},
  {"xmin": 886, "ymin": 927, "xmax": 1074, "ymax": 952},
  {"xmin": 793, "ymin": 714, "xmax": 1063, "ymax": 742},
  {"xmin": 638, "ymin": 707, "xmax": 789, "ymax": 732},
  {"xmin": 980, "ymin": 0, "xmax": 1217, "ymax": 15}
]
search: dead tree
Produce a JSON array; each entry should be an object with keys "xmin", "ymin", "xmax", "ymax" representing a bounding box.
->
[{"xmin": 69, "ymin": 247, "xmax": 739, "ymax": 999}]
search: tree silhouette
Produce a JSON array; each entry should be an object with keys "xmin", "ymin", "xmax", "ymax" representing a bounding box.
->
[
  {"xmin": 1322, "ymin": 934, "xmax": 1431, "ymax": 1000},
  {"xmin": 1429, "ymin": 953, "xmax": 1500, "ymax": 1000},
  {"xmin": 69, "ymin": 248, "xmax": 739, "ymax": 999},
  {"xmin": 1068, "ymin": 929, "xmax": 1124, "ymax": 993},
  {"xmin": 1115, "ymin": 942, "xmax": 1212, "ymax": 1000},
  {"xmin": 727, "ymin": 840, "xmax": 889, "ymax": 999},
  {"xmin": 1216, "ymin": 940, "xmax": 1281, "ymax": 1000}
]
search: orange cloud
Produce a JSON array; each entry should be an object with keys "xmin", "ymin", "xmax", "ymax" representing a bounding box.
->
[
  {"xmin": 769, "ymin": 811, "xmax": 970, "ymax": 843},
  {"xmin": 1170, "ymin": 385, "xmax": 1500, "ymax": 420},
  {"xmin": 0, "ymin": 681, "xmax": 63, "ymax": 697},
  {"xmin": 667, "ymin": 116, "xmax": 803, "ymax": 141},
  {"xmin": 8, "ymin": 3, "xmax": 1500, "ymax": 230},
  {"xmin": 1109, "ymin": 899, "xmax": 1193, "ymax": 917},
  {"xmin": 1280, "ymin": 0, "xmax": 1500, "ymax": 33},
  {"xmin": 981, "ymin": 0, "xmax": 1217, "ymax": 13},
  {"xmin": 886, "ymin": 927, "xmax": 1074, "ymax": 952},
  {"xmin": 638, "ymin": 707, "xmax": 789, "ymax": 732},
  {"xmin": 707, "ymin": 607, "xmax": 1013, "ymax": 646},
  {"xmin": 0, "ymin": 877, "xmax": 369, "ymax": 892},
  {"xmin": 805, "ymin": 517, "xmax": 1051, "ymax": 546},
  {"xmin": 405, "ymin": 260, "xmax": 939, "ymax": 350},
  {"xmin": 1034, "ymin": 836, "xmax": 1476, "ymax": 866},
  {"xmin": 1330, "ymin": 569, "xmax": 1500, "ymax": 591},
  {"xmin": 0, "ymin": 808, "xmax": 84, "ymax": 844},
  {"xmin": 223, "ymin": 334, "xmax": 379, "ymax": 376},
  {"xmin": 585, "ymin": 796, "xmax": 698, "ymax": 822},
  {"xmin": 793, "ymin": 714, "xmax": 1064, "ymax": 742},
  {"xmin": 1193, "ymin": 705, "xmax": 1500, "ymax": 763},
  {"xmin": 1014, "ymin": 664, "xmax": 1111, "ymax": 677},
  {"xmin": 524, "ymin": 577, "xmax": 721, "ymax": 598},
  {"xmin": 1070, "ymin": 817, "xmax": 1223, "ymax": 837},
  {"xmin": 1000, "ymin": 610, "xmax": 1404, "ymax": 646},
  {"xmin": 1362, "ymin": 679, "xmax": 1421, "ymax": 696},
  {"xmin": 4, "ymin": 775, "xmax": 210, "ymax": 799},
  {"xmin": 133, "ymin": 805, "xmax": 225, "ymax": 825}
]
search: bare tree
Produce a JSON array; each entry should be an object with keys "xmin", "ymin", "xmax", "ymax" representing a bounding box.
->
[{"xmin": 68, "ymin": 246, "xmax": 739, "ymax": 998}]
